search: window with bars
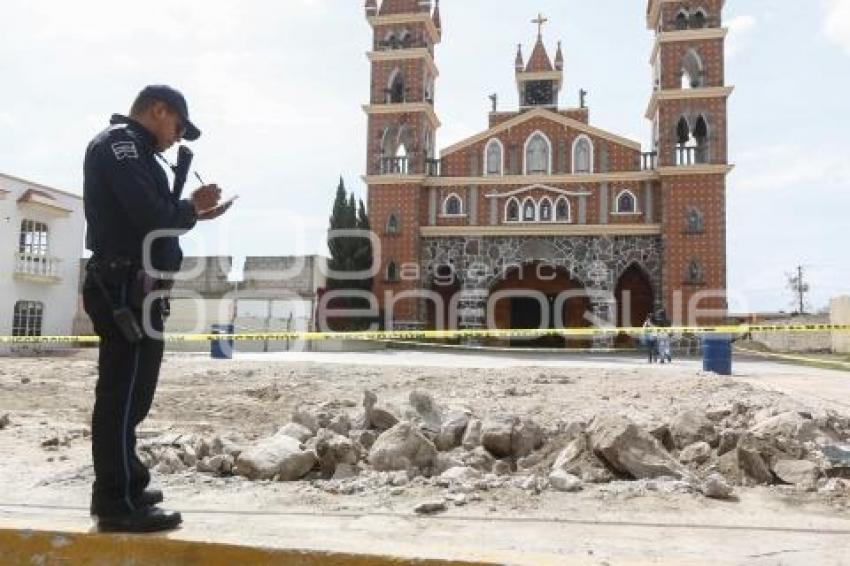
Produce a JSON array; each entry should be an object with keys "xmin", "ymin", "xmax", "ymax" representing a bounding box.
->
[
  {"xmin": 12, "ymin": 301, "xmax": 44, "ymax": 337},
  {"xmin": 19, "ymin": 220, "xmax": 49, "ymax": 256}
]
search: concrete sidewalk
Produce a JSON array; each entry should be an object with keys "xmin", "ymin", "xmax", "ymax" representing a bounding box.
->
[{"xmin": 3, "ymin": 496, "xmax": 850, "ymax": 566}]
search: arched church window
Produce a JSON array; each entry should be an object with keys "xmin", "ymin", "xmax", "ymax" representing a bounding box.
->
[
  {"xmin": 522, "ymin": 198, "xmax": 537, "ymax": 221},
  {"xmin": 539, "ymin": 198, "xmax": 553, "ymax": 221},
  {"xmin": 382, "ymin": 30, "xmax": 397, "ymax": 50},
  {"xmin": 676, "ymin": 117, "xmax": 690, "ymax": 145},
  {"xmin": 675, "ymin": 10, "xmax": 689, "ymax": 30},
  {"xmin": 423, "ymin": 68, "xmax": 434, "ymax": 104},
  {"xmin": 681, "ymin": 49, "xmax": 705, "ymax": 89},
  {"xmin": 572, "ymin": 136, "xmax": 593, "ymax": 174},
  {"xmin": 485, "ymin": 139, "xmax": 503, "ymax": 176},
  {"xmin": 393, "ymin": 143, "xmax": 409, "ymax": 174},
  {"xmin": 676, "ymin": 116, "xmax": 697, "ymax": 166},
  {"xmin": 506, "ymin": 198, "xmax": 520, "ymax": 222},
  {"xmin": 388, "ymin": 69, "xmax": 405, "ymax": 103},
  {"xmin": 386, "ymin": 213, "xmax": 399, "ymax": 235},
  {"xmin": 444, "ymin": 194, "xmax": 463, "ymax": 216},
  {"xmin": 386, "ymin": 261, "xmax": 399, "ymax": 282},
  {"xmin": 691, "ymin": 9, "xmax": 708, "ymax": 29},
  {"xmin": 693, "ymin": 115, "xmax": 709, "ymax": 163},
  {"xmin": 555, "ymin": 197, "xmax": 570, "ymax": 222},
  {"xmin": 525, "ymin": 132, "xmax": 550, "ymax": 175},
  {"xmin": 616, "ymin": 190, "xmax": 637, "ymax": 214}
]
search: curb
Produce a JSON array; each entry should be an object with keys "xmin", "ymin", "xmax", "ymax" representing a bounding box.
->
[{"xmin": 0, "ymin": 527, "xmax": 493, "ymax": 566}]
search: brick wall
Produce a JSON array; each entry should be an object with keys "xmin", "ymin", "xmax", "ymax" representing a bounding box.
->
[
  {"xmin": 441, "ymin": 117, "xmax": 640, "ymax": 176},
  {"xmin": 660, "ymin": 174, "xmax": 726, "ymax": 324}
]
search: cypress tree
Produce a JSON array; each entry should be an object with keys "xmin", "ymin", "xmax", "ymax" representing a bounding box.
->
[{"xmin": 325, "ymin": 177, "xmax": 373, "ymax": 329}]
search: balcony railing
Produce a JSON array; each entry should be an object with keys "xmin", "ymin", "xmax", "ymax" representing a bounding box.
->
[
  {"xmin": 675, "ymin": 146, "xmax": 709, "ymax": 166},
  {"xmin": 14, "ymin": 252, "xmax": 62, "ymax": 281},
  {"xmin": 374, "ymin": 156, "xmax": 444, "ymax": 177},
  {"xmin": 640, "ymin": 152, "xmax": 658, "ymax": 171},
  {"xmin": 425, "ymin": 158, "xmax": 442, "ymax": 176},
  {"xmin": 379, "ymin": 156, "xmax": 409, "ymax": 175}
]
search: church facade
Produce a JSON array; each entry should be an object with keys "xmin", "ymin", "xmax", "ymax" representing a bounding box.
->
[{"xmin": 363, "ymin": 0, "xmax": 732, "ymax": 339}]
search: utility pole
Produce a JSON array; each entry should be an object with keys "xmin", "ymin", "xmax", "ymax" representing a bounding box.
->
[{"xmin": 787, "ymin": 265, "xmax": 810, "ymax": 315}]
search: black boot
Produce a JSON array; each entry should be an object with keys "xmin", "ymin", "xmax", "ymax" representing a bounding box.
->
[
  {"xmin": 91, "ymin": 489, "xmax": 163, "ymax": 516},
  {"xmin": 97, "ymin": 506, "xmax": 182, "ymax": 533}
]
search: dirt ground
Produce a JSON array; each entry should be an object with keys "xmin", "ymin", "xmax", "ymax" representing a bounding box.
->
[{"xmin": 1, "ymin": 349, "xmax": 849, "ymax": 565}]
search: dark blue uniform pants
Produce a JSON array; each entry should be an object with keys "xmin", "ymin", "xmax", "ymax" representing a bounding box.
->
[{"xmin": 83, "ymin": 274, "xmax": 164, "ymax": 516}]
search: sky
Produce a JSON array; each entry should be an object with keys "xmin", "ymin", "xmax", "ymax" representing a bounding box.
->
[{"xmin": 1, "ymin": 0, "xmax": 848, "ymax": 313}]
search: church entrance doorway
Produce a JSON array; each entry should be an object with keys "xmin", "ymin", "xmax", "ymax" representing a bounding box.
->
[
  {"xmin": 491, "ymin": 262, "xmax": 591, "ymax": 348},
  {"xmin": 614, "ymin": 263, "xmax": 655, "ymax": 347}
]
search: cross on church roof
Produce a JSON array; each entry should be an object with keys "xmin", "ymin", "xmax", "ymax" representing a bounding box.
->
[{"xmin": 531, "ymin": 13, "xmax": 548, "ymax": 38}]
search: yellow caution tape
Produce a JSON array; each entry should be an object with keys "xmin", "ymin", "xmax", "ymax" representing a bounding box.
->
[
  {"xmin": 1, "ymin": 324, "xmax": 849, "ymax": 345},
  {"xmin": 735, "ymin": 347, "xmax": 850, "ymax": 369}
]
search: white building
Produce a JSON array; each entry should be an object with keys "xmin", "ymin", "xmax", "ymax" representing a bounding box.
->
[{"xmin": 0, "ymin": 173, "xmax": 84, "ymax": 339}]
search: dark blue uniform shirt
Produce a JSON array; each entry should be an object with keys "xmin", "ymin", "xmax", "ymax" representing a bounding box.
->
[{"xmin": 84, "ymin": 115, "xmax": 197, "ymax": 273}]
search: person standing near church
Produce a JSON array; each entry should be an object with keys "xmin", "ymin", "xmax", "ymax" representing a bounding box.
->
[
  {"xmin": 83, "ymin": 85, "xmax": 233, "ymax": 532},
  {"xmin": 643, "ymin": 314, "xmax": 657, "ymax": 363}
]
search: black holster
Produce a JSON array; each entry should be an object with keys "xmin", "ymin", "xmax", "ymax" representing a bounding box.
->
[{"xmin": 87, "ymin": 259, "xmax": 144, "ymax": 344}]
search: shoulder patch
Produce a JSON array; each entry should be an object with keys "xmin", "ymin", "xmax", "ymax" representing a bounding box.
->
[{"xmin": 111, "ymin": 141, "xmax": 139, "ymax": 161}]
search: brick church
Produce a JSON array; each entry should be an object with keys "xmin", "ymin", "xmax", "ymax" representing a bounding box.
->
[{"xmin": 363, "ymin": 0, "xmax": 732, "ymax": 340}]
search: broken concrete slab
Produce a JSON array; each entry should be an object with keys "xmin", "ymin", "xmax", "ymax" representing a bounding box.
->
[
  {"xmin": 368, "ymin": 422, "xmax": 437, "ymax": 473},
  {"xmin": 588, "ymin": 414, "xmax": 687, "ymax": 480}
]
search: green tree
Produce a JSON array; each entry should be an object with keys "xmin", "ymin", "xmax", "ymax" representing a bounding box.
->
[{"xmin": 325, "ymin": 177, "xmax": 374, "ymax": 329}]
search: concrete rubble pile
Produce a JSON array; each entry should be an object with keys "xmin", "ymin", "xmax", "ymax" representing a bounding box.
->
[{"xmin": 134, "ymin": 390, "xmax": 850, "ymax": 501}]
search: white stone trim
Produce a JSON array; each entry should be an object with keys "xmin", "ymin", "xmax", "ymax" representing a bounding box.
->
[
  {"xmin": 422, "ymin": 224, "xmax": 663, "ymax": 238},
  {"xmin": 442, "ymin": 192, "xmax": 464, "ymax": 216},
  {"xmin": 615, "ymin": 189, "xmax": 640, "ymax": 214},
  {"xmin": 484, "ymin": 184, "xmax": 591, "ymax": 199}
]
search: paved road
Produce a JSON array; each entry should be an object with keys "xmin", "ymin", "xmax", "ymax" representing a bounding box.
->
[{"xmin": 226, "ymin": 349, "xmax": 850, "ymax": 407}]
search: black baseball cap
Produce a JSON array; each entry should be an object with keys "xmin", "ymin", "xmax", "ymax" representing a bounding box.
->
[{"xmin": 138, "ymin": 85, "xmax": 201, "ymax": 141}]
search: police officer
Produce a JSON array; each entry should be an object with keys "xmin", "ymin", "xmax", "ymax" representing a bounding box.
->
[{"xmin": 83, "ymin": 85, "xmax": 231, "ymax": 532}]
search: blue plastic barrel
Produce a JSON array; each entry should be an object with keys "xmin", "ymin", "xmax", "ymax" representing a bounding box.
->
[
  {"xmin": 211, "ymin": 324, "xmax": 235, "ymax": 360},
  {"xmin": 702, "ymin": 335, "xmax": 732, "ymax": 375}
]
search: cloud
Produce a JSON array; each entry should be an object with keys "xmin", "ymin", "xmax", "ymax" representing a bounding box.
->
[
  {"xmin": 726, "ymin": 15, "xmax": 757, "ymax": 58},
  {"xmin": 733, "ymin": 144, "xmax": 850, "ymax": 193},
  {"xmin": 825, "ymin": 0, "xmax": 850, "ymax": 56}
]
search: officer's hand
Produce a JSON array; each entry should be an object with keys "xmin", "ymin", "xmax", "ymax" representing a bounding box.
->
[
  {"xmin": 190, "ymin": 184, "xmax": 222, "ymax": 214},
  {"xmin": 198, "ymin": 196, "xmax": 237, "ymax": 221}
]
